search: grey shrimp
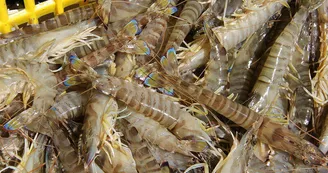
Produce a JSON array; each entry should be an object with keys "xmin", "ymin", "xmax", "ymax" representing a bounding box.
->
[
  {"xmin": 45, "ymin": 144, "xmax": 63, "ymax": 173},
  {"xmin": 0, "ymin": 20, "xmax": 97, "ymax": 66},
  {"xmin": 163, "ymin": 0, "xmax": 205, "ymax": 52},
  {"xmin": 288, "ymin": 18, "xmax": 314, "ymax": 135},
  {"xmin": 78, "ymin": 19, "xmax": 150, "ymax": 68},
  {"xmin": 178, "ymin": 35, "xmax": 211, "ymax": 74},
  {"xmin": 0, "ymin": 3, "xmax": 97, "ymax": 43},
  {"xmin": 128, "ymin": 141, "xmax": 164, "ymax": 173},
  {"xmin": 83, "ymin": 92, "xmax": 114, "ymax": 165},
  {"xmin": 203, "ymin": 18, "xmax": 228, "ymax": 95},
  {"xmin": 52, "ymin": 122, "xmax": 84, "ymax": 172},
  {"xmin": 28, "ymin": 116, "xmax": 84, "ymax": 172},
  {"xmin": 123, "ymin": 109, "xmax": 206, "ymax": 155},
  {"xmin": 215, "ymin": 123, "xmax": 259, "ymax": 173},
  {"xmin": 97, "ymin": 0, "xmax": 153, "ymax": 24},
  {"xmin": 148, "ymin": 142, "xmax": 192, "ymax": 171},
  {"xmin": 47, "ymin": 91, "xmax": 89, "ymax": 123},
  {"xmin": 229, "ymin": 24, "xmax": 269, "ymax": 103},
  {"xmin": 136, "ymin": 17, "xmax": 168, "ymax": 65},
  {"xmin": 248, "ymin": 7, "xmax": 309, "ymax": 113},
  {"xmin": 95, "ymin": 140, "xmax": 138, "ymax": 173},
  {"xmin": 318, "ymin": 5, "xmax": 328, "ymax": 152},
  {"xmin": 71, "ymin": 25, "xmax": 112, "ymax": 61},
  {"xmin": 94, "ymin": 76, "xmax": 211, "ymax": 141},
  {"xmin": 0, "ymin": 135, "xmax": 24, "ymax": 170},
  {"xmin": 160, "ymin": 74, "xmax": 326, "ymax": 165},
  {"xmin": 311, "ymin": 0, "xmax": 328, "ymax": 107},
  {"xmin": 14, "ymin": 134, "xmax": 47, "ymax": 173},
  {"xmin": 122, "ymin": 116, "xmax": 192, "ymax": 172},
  {"xmin": 4, "ymin": 61, "xmax": 57, "ymax": 131},
  {"xmin": 212, "ymin": 0, "xmax": 287, "ymax": 50},
  {"xmin": 122, "ymin": 120, "xmax": 165, "ymax": 173},
  {"xmin": 309, "ymin": 10, "xmax": 320, "ymax": 76}
]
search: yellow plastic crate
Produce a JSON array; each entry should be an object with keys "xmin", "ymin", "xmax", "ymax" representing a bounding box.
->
[{"xmin": 0, "ymin": 0, "xmax": 89, "ymax": 34}]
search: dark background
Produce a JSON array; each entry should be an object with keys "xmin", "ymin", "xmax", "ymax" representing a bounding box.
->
[{"xmin": 6, "ymin": 0, "xmax": 47, "ymax": 9}]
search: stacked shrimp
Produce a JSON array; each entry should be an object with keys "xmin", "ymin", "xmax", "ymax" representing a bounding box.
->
[{"xmin": 1, "ymin": 0, "xmax": 328, "ymax": 172}]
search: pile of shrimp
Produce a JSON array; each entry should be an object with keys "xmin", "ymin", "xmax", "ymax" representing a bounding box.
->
[{"xmin": 1, "ymin": 0, "xmax": 328, "ymax": 172}]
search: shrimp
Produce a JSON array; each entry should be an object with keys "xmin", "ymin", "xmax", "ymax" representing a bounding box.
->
[
  {"xmin": 202, "ymin": 0, "xmax": 242, "ymax": 20},
  {"xmin": 203, "ymin": 19, "xmax": 228, "ymax": 95},
  {"xmin": 0, "ymin": 20, "xmax": 97, "ymax": 66},
  {"xmin": 118, "ymin": 119, "xmax": 161, "ymax": 173},
  {"xmin": 97, "ymin": 0, "xmax": 153, "ymax": 24},
  {"xmin": 120, "ymin": 0, "xmax": 178, "ymax": 58},
  {"xmin": 250, "ymin": 86, "xmax": 289, "ymax": 167},
  {"xmin": 229, "ymin": 24, "xmax": 269, "ymax": 103},
  {"xmin": 52, "ymin": 123, "xmax": 84, "ymax": 172},
  {"xmin": 136, "ymin": 17, "xmax": 168, "ymax": 65},
  {"xmin": 30, "ymin": 116, "xmax": 84, "ymax": 172},
  {"xmin": 163, "ymin": 0, "xmax": 206, "ymax": 52},
  {"xmin": 94, "ymin": 59, "xmax": 117, "ymax": 76},
  {"xmin": 0, "ymin": 3, "xmax": 97, "ymax": 43},
  {"xmin": 248, "ymin": 6, "xmax": 309, "ymax": 113},
  {"xmin": 26, "ymin": 112, "xmax": 82, "ymax": 172},
  {"xmin": 160, "ymin": 74, "xmax": 326, "ymax": 165},
  {"xmin": 128, "ymin": 141, "xmax": 164, "ymax": 173},
  {"xmin": 288, "ymin": 19, "xmax": 314, "ymax": 135},
  {"xmin": 212, "ymin": 0, "xmax": 288, "ymax": 50},
  {"xmin": 93, "ymin": 76, "xmax": 211, "ymax": 141},
  {"xmin": 123, "ymin": 108, "xmax": 206, "ymax": 156},
  {"xmin": 4, "ymin": 61, "xmax": 57, "ymax": 130},
  {"xmin": 215, "ymin": 121, "xmax": 259, "ymax": 173},
  {"xmin": 0, "ymin": 68, "xmax": 31, "ymax": 110},
  {"xmin": 178, "ymin": 36, "xmax": 211, "ymax": 74},
  {"xmin": 79, "ymin": 19, "xmax": 150, "ymax": 68},
  {"xmin": 121, "ymin": 119, "xmax": 165, "ymax": 173},
  {"xmin": 0, "ymin": 135, "xmax": 24, "ymax": 169},
  {"xmin": 100, "ymin": 0, "xmax": 176, "ymax": 64},
  {"xmin": 45, "ymin": 144, "xmax": 63, "ymax": 173},
  {"xmin": 47, "ymin": 91, "xmax": 89, "ymax": 123},
  {"xmin": 309, "ymin": 10, "xmax": 320, "ymax": 76},
  {"xmin": 72, "ymin": 25, "xmax": 112, "ymax": 60},
  {"xmin": 133, "ymin": 62, "xmax": 175, "ymax": 95},
  {"xmin": 14, "ymin": 134, "xmax": 47, "ymax": 173},
  {"xmin": 95, "ymin": 141, "xmax": 138, "ymax": 173},
  {"xmin": 54, "ymin": 53, "xmax": 114, "ymax": 93},
  {"xmin": 122, "ymin": 116, "xmax": 191, "ymax": 172},
  {"xmin": 246, "ymin": 150, "xmax": 296, "ymax": 172},
  {"xmin": 311, "ymin": 0, "xmax": 328, "ymax": 107},
  {"xmin": 83, "ymin": 92, "xmax": 116, "ymax": 165},
  {"xmin": 0, "ymin": 96, "xmax": 24, "ymax": 124},
  {"xmin": 148, "ymin": 142, "xmax": 192, "ymax": 171},
  {"xmin": 318, "ymin": 8, "xmax": 328, "ymax": 149}
]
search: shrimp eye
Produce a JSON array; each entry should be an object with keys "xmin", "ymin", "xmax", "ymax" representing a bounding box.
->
[{"xmin": 303, "ymin": 159, "xmax": 311, "ymax": 165}]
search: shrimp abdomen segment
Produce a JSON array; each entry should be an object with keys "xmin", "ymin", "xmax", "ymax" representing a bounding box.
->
[{"xmin": 164, "ymin": 0, "xmax": 204, "ymax": 51}]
